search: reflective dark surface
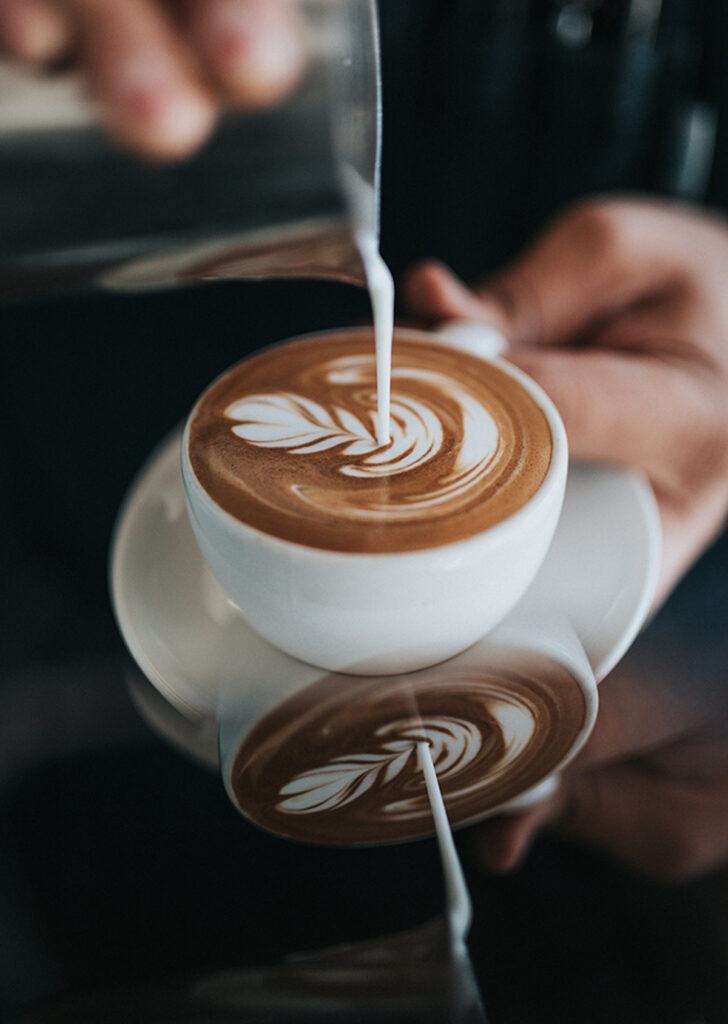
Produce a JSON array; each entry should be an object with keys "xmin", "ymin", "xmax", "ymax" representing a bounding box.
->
[
  {"xmin": 2, "ymin": 535, "xmax": 728, "ymax": 1024},
  {"xmin": 12, "ymin": 918, "xmax": 486, "ymax": 1023}
]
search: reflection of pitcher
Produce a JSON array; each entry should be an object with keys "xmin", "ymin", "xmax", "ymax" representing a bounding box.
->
[{"xmin": 0, "ymin": 0, "xmax": 382, "ymax": 300}]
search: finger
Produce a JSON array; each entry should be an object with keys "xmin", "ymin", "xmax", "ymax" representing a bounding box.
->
[
  {"xmin": 506, "ymin": 344, "xmax": 714, "ymax": 497},
  {"xmin": 466, "ymin": 802, "xmax": 555, "ymax": 874},
  {"xmin": 0, "ymin": 0, "xmax": 71, "ymax": 63},
  {"xmin": 472, "ymin": 198, "xmax": 680, "ymax": 348},
  {"xmin": 654, "ymin": 477, "xmax": 728, "ymax": 604},
  {"xmin": 565, "ymin": 663, "xmax": 702, "ymax": 777},
  {"xmin": 556, "ymin": 764, "xmax": 728, "ymax": 880},
  {"xmin": 406, "ymin": 199, "xmax": 726, "ymax": 350},
  {"xmin": 401, "ymin": 260, "xmax": 494, "ymax": 328},
  {"xmin": 69, "ymin": 0, "xmax": 216, "ymax": 161},
  {"xmin": 188, "ymin": 0, "xmax": 306, "ymax": 108}
]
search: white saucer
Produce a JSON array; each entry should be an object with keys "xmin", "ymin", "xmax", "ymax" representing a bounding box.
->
[{"xmin": 110, "ymin": 430, "xmax": 661, "ymax": 766}]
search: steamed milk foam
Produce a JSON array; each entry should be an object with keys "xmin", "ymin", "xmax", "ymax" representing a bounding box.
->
[
  {"xmin": 229, "ymin": 651, "xmax": 587, "ymax": 845},
  {"xmin": 187, "ymin": 330, "xmax": 552, "ymax": 555}
]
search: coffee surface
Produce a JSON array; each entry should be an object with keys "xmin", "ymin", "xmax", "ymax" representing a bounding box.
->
[
  {"xmin": 230, "ymin": 653, "xmax": 587, "ymax": 845},
  {"xmin": 187, "ymin": 329, "xmax": 552, "ymax": 553}
]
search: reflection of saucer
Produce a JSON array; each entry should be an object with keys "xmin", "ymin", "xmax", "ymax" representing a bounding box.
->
[{"xmin": 111, "ymin": 430, "xmax": 660, "ymax": 767}]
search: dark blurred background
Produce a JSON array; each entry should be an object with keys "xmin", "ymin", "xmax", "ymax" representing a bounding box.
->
[{"xmin": 2, "ymin": 1, "xmax": 728, "ymax": 1021}]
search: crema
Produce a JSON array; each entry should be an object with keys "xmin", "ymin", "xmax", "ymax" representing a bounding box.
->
[
  {"xmin": 187, "ymin": 328, "xmax": 552, "ymax": 554},
  {"xmin": 230, "ymin": 653, "xmax": 587, "ymax": 845}
]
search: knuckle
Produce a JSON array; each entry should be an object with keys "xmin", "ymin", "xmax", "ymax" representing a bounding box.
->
[
  {"xmin": 556, "ymin": 776, "xmax": 712, "ymax": 883},
  {"xmin": 703, "ymin": 409, "xmax": 728, "ymax": 479},
  {"xmin": 558, "ymin": 196, "xmax": 636, "ymax": 262},
  {"xmin": 552, "ymin": 774, "xmax": 597, "ymax": 838},
  {"xmin": 484, "ymin": 271, "xmax": 536, "ymax": 339},
  {"xmin": 677, "ymin": 387, "xmax": 728, "ymax": 489}
]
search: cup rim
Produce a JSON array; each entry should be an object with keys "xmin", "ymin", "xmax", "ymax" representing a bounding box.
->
[{"xmin": 182, "ymin": 325, "xmax": 569, "ymax": 562}]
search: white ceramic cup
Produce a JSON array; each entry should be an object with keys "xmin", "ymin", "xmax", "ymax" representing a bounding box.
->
[
  {"xmin": 181, "ymin": 327, "xmax": 568, "ymax": 675},
  {"xmin": 215, "ymin": 606, "xmax": 598, "ymax": 844}
]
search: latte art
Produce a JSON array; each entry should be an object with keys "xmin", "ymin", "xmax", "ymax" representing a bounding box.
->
[
  {"xmin": 187, "ymin": 329, "xmax": 552, "ymax": 553},
  {"xmin": 275, "ymin": 716, "xmax": 481, "ymax": 816},
  {"xmin": 225, "ymin": 385, "xmax": 451, "ymax": 480},
  {"xmin": 224, "ymin": 359, "xmax": 502, "ymax": 525},
  {"xmin": 230, "ymin": 653, "xmax": 588, "ymax": 845}
]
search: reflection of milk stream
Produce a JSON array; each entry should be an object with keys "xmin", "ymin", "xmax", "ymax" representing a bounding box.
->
[
  {"xmin": 193, "ymin": 913, "xmax": 488, "ymax": 1022},
  {"xmin": 277, "ymin": 716, "xmax": 480, "ymax": 815},
  {"xmin": 274, "ymin": 692, "xmax": 540, "ymax": 823},
  {"xmin": 201, "ymin": 741, "xmax": 487, "ymax": 1020},
  {"xmin": 418, "ymin": 741, "xmax": 473, "ymax": 950}
]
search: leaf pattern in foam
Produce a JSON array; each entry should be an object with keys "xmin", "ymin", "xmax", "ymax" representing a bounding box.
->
[
  {"xmin": 275, "ymin": 718, "xmax": 485, "ymax": 817},
  {"xmin": 277, "ymin": 745, "xmax": 419, "ymax": 814},
  {"xmin": 226, "ymin": 392, "xmax": 376, "ymax": 455}
]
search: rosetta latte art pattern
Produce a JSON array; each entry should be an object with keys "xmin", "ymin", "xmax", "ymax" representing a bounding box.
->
[
  {"xmin": 276, "ymin": 717, "xmax": 482, "ymax": 815},
  {"xmin": 231, "ymin": 656, "xmax": 588, "ymax": 845},
  {"xmin": 225, "ymin": 358, "xmax": 501, "ymax": 522},
  {"xmin": 187, "ymin": 332, "xmax": 552, "ymax": 553}
]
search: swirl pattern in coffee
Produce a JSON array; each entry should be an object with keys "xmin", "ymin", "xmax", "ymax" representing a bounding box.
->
[
  {"xmin": 230, "ymin": 653, "xmax": 587, "ymax": 844},
  {"xmin": 187, "ymin": 329, "xmax": 552, "ymax": 553}
]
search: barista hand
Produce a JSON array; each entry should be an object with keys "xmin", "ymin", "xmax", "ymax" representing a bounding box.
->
[
  {"xmin": 464, "ymin": 652, "xmax": 728, "ymax": 882},
  {"xmin": 0, "ymin": 0, "xmax": 305, "ymax": 159},
  {"xmin": 403, "ymin": 196, "xmax": 728, "ymax": 880},
  {"xmin": 403, "ymin": 196, "xmax": 728, "ymax": 611}
]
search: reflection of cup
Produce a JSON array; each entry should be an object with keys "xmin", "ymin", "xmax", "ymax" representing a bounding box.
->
[
  {"xmin": 181, "ymin": 326, "xmax": 568, "ymax": 674},
  {"xmin": 217, "ymin": 613, "xmax": 597, "ymax": 845}
]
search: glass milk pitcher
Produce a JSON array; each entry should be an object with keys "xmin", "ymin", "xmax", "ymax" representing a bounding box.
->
[{"xmin": 0, "ymin": 0, "xmax": 382, "ymax": 301}]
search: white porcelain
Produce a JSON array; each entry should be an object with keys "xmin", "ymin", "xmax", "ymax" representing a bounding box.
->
[
  {"xmin": 212, "ymin": 606, "xmax": 601, "ymax": 830},
  {"xmin": 436, "ymin": 319, "xmax": 508, "ymax": 360},
  {"xmin": 110, "ymin": 441, "xmax": 661, "ymax": 785},
  {"xmin": 180, "ymin": 329, "xmax": 569, "ymax": 675},
  {"xmin": 484, "ymin": 613, "xmax": 598, "ymax": 814}
]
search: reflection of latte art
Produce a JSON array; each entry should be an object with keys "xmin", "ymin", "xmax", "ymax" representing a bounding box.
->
[
  {"xmin": 187, "ymin": 329, "xmax": 552, "ymax": 553},
  {"xmin": 230, "ymin": 653, "xmax": 588, "ymax": 845},
  {"xmin": 276, "ymin": 716, "xmax": 482, "ymax": 816}
]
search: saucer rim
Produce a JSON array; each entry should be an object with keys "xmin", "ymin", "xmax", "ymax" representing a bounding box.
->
[{"xmin": 110, "ymin": 430, "xmax": 661, "ymax": 727}]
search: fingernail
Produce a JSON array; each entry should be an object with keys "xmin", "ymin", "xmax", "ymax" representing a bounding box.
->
[
  {"xmin": 112, "ymin": 54, "xmax": 214, "ymax": 153},
  {"xmin": 208, "ymin": 0, "xmax": 305, "ymax": 100},
  {"xmin": 115, "ymin": 54, "xmax": 178, "ymax": 109}
]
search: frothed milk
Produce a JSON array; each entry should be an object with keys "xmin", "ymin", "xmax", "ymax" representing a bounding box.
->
[
  {"xmin": 187, "ymin": 330, "xmax": 552, "ymax": 554},
  {"xmin": 229, "ymin": 651, "xmax": 586, "ymax": 845}
]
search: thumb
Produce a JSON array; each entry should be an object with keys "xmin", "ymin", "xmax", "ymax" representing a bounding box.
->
[
  {"xmin": 403, "ymin": 199, "xmax": 692, "ymax": 348},
  {"xmin": 401, "ymin": 260, "xmax": 503, "ymax": 329},
  {"xmin": 402, "ymin": 256, "xmax": 545, "ymax": 345}
]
